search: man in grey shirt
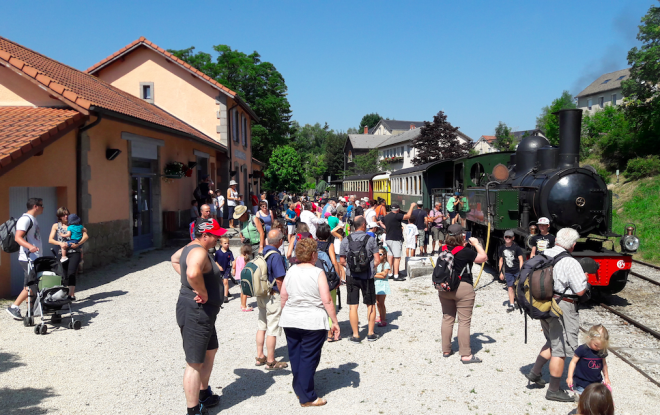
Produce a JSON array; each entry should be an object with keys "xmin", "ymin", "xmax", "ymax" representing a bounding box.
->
[{"xmin": 340, "ymin": 216, "xmax": 380, "ymax": 343}]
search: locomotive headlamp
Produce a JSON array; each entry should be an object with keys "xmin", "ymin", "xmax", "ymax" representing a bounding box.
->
[{"xmin": 620, "ymin": 223, "xmax": 640, "ymax": 253}]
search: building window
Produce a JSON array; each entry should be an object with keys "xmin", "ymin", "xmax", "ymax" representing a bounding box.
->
[
  {"xmin": 612, "ymin": 94, "xmax": 617, "ymax": 105},
  {"xmin": 241, "ymin": 115, "xmax": 247, "ymax": 147},
  {"xmin": 601, "ymin": 79, "xmax": 611, "ymax": 84},
  {"xmin": 139, "ymin": 82, "xmax": 154, "ymax": 104},
  {"xmin": 599, "ymin": 97, "xmax": 604, "ymax": 108},
  {"xmin": 348, "ymin": 151, "xmax": 353, "ymax": 162},
  {"xmin": 616, "ymin": 75, "xmax": 626, "ymax": 81},
  {"xmin": 588, "ymin": 99, "xmax": 592, "ymax": 110},
  {"xmin": 232, "ymin": 110, "xmax": 239, "ymax": 142}
]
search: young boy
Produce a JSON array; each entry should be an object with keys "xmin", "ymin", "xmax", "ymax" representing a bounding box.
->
[
  {"xmin": 59, "ymin": 214, "xmax": 84, "ymax": 262},
  {"xmin": 529, "ymin": 217, "xmax": 555, "ymax": 258},
  {"xmin": 285, "ymin": 202, "xmax": 297, "ymax": 244},
  {"xmin": 498, "ymin": 230, "xmax": 524, "ymax": 312},
  {"xmin": 404, "ymin": 218, "xmax": 419, "ymax": 258},
  {"xmin": 214, "ymin": 236, "xmax": 235, "ymax": 303}
]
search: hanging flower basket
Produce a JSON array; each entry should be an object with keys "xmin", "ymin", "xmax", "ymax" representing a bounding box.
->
[
  {"xmin": 385, "ymin": 156, "xmax": 403, "ymax": 163},
  {"xmin": 163, "ymin": 162, "xmax": 187, "ymax": 179}
]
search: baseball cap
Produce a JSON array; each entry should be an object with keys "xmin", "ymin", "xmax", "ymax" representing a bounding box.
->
[
  {"xmin": 339, "ymin": 197, "xmax": 346, "ymax": 202},
  {"xmin": 416, "ymin": 200, "xmax": 423, "ymax": 205},
  {"xmin": 324, "ymin": 211, "xmax": 332, "ymax": 218},
  {"xmin": 367, "ymin": 221, "xmax": 379, "ymax": 229},
  {"xmin": 538, "ymin": 217, "xmax": 550, "ymax": 225},
  {"xmin": 196, "ymin": 218, "xmax": 226, "ymax": 237},
  {"xmin": 454, "ymin": 192, "xmax": 460, "ymax": 196},
  {"xmin": 68, "ymin": 213, "xmax": 81, "ymax": 225},
  {"xmin": 504, "ymin": 230, "xmax": 515, "ymax": 237},
  {"xmin": 391, "ymin": 203, "xmax": 400, "ymax": 211},
  {"xmin": 447, "ymin": 223, "xmax": 464, "ymax": 236},
  {"xmin": 578, "ymin": 257, "xmax": 600, "ymax": 274}
]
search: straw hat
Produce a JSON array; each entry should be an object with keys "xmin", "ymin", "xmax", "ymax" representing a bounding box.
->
[{"xmin": 233, "ymin": 205, "xmax": 248, "ymax": 219}]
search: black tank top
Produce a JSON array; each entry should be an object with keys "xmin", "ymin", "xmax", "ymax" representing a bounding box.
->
[{"xmin": 179, "ymin": 244, "xmax": 222, "ymax": 308}]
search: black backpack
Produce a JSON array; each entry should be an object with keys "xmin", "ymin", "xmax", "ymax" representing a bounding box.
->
[
  {"xmin": 347, "ymin": 234, "xmax": 372, "ymax": 274},
  {"xmin": 316, "ymin": 241, "xmax": 340, "ymax": 291},
  {"xmin": 1, "ymin": 215, "xmax": 33, "ymax": 253},
  {"xmin": 432, "ymin": 246, "xmax": 468, "ymax": 292}
]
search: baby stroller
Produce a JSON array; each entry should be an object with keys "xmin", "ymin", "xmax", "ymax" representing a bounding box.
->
[{"xmin": 24, "ymin": 253, "xmax": 82, "ymax": 335}]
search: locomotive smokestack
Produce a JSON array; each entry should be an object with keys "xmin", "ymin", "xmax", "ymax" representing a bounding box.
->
[{"xmin": 556, "ymin": 109, "xmax": 582, "ymax": 169}]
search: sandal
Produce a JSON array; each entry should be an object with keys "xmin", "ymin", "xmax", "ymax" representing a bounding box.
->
[
  {"xmin": 241, "ymin": 307, "xmax": 253, "ymax": 312},
  {"xmin": 377, "ymin": 321, "xmax": 387, "ymax": 327},
  {"xmin": 461, "ymin": 355, "xmax": 482, "ymax": 364},
  {"xmin": 443, "ymin": 351, "xmax": 455, "ymax": 358},
  {"xmin": 327, "ymin": 335, "xmax": 341, "ymax": 343},
  {"xmin": 301, "ymin": 398, "xmax": 327, "ymax": 407},
  {"xmin": 265, "ymin": 360, "xmax": 289, "ymax": 370},
  {"xmin": 255, "ymin": 356, "xmax": 267, "ymax": 366}
]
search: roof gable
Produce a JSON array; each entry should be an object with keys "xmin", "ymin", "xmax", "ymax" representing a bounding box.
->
[
  {"xmin": 0, "ymin": 36, "xmax": 221, "ymax": 148},
  {"xmin": 86, "ymin": 37, "xmax": 258, "ymax": 121},
  {"xmin": 347, "ymin": 134, "xmax": 389, "ymax": 149},
  {"xmin": 577, "ymin": 68, "xmax": 630, "ymax": 98}
]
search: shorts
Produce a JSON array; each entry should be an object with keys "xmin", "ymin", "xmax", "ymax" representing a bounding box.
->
[
  {"xmin": 287, "ymin": 224, "xmax": 295, "ymax": 235},
  {"xmin": 458, "ymin": 211, "xmax": 467, "ymax": 219},
  {"xmin": 417, "ymin": 232, "xmax": 425, "ymax": 247},
  {"xmin": 385, "ymin": 240, "xmax": 403, "ymax": 258},
  {"xmin": 405, "ymin": 241, "xmax": 416, "ymax": 250},
  {"xmin": 431, "ymin": 227, "xmax": 444, "ymax": 241},
  {"xmin": 176, "ymin": 297, "xmax": 219, "ymax": 364},
  {"xmin": 540, "ymin": 300, "xmax": 580, "ymax": 358},
  {"xmin": 227, "ymin": 206, "xmax": 235, "ymax": 222},
  {"xmin": 448, "ymin": 211, "xmax": 457, "ymax": 219},
  {"xmin": 66, "ymin": 239, "xmax": 81, "ymax": 247},
  {"xmin": 504, "ymin": 272, "xmax": 518, "ymax": 287},
  {"xmin": 573, "ymin": 385, "xmax": 585, "ymax": 395},
  {"xmin": 347, "ymin": 276, "xmax": 376, "ymax": 305},
  {"xmin": 257, "ymin": 292, "xmax": 283, "ymax": 337},
  {"xmin": 20, "ymin": 260, "xmax": 30, "ymax": 286}
]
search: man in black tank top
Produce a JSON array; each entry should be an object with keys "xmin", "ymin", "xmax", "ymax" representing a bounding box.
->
[{"xmin": 171, "ymin": 218, "xmax": 226, "ymax": 415}]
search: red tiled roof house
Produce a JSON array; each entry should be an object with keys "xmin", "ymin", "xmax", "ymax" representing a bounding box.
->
[{"xmin": 0, "ymin": 36, "xmax": 251, "ymax": 297}]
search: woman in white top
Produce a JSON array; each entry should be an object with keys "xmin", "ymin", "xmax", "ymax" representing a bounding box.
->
[
  {"xmin": 226, "ymin": 180, "xmax": 239, "ymax": 228},
  {"xmin": 280, "ymin": 238, "xmax": 340, "ymax": 407}
]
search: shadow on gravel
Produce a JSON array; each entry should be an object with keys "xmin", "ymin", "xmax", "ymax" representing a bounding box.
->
[
  {"xmin": 0, "ymin": 351, "xmax": 26, "ymax": 373},
  {"xmin": 217, "ymin": 368, "xmax": 290, "ymax": 411},
  {"xmin": 315, "ymin": 362, "xmax": 360, "ymax": 395},
  {"xmin": 450, "ymin": 332, "xmax": 496, "ymax": 355},
  {"xmin": 0, "ymin": 386, "xmax": 58, "ymax": 414},
  {"xmin": 518, "ymin": 362, "xmax": 571, "ymax": 391},
  {"xmin": 74, "ymin": 290, "xmax": 128, "ymax": 326}
]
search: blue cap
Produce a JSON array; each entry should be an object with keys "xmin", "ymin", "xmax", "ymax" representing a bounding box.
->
[
  {"xmin": 68, "ymin": 214, "xmax": 81, "ymax": 225},
  {"xmin": 454, "ymin": 192, "xmax": 460, "ymax": 196}
]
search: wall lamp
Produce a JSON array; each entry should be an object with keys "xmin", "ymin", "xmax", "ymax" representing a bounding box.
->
[{"xmin": 106, "ymin": 149, "xmax": 122, "ymax": 161}]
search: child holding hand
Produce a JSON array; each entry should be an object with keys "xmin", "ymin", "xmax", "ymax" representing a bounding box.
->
[
  {"xmin": 567, "ymin": 324, "xmax": 611, "ymax": 398},
  {"xmin": 374, "ymin": 247, "xmax": 391, "ymax": 327},
  {"xmin": 214, "ymin": 236, "xmax": 234, "ymax": 304},
  {"xmin": 233, "ymin": 244, "xmax": 253, "ymax": 312}
]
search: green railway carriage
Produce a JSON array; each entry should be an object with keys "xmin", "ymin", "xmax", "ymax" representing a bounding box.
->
[{"xmin": 390, "ymin": 162, "xmax": 435, "ymax": 208}]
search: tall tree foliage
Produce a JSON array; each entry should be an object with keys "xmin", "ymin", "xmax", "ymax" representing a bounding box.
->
[
  {"xmin": 348, "ymin": 149, "xmax": 384, "ymax": 175},
  {"xmin": 411, "ymin": 111, "xmax": 470, "ymax": 165},
  {"xmin": 535, "ymin": 91, "xmax": 577, "ymax": 145},
  {"xmin": 324, "ymin": 133, "xmax": 347, "ymax": 180},
  {"xmin": 582, "ymin": 106, "xmax": 636, "ymax": 169},
  {"xmin": 265, "ymin": 146, "xmax": 305, "ymax": 192},
  {"xmin": 622, "ymin": 3, "xmax": 660, "ymax": 159},
  {"xmin": 168, "ymin": 45, "xmax": 293, "ymax": 163},
  {"xmin": 493, "ymin": 121, "xmax": 516, "ymax": 151},
  {"xmin": 358, "ymin": 113, "xmax": 381, "ymax": 133}
]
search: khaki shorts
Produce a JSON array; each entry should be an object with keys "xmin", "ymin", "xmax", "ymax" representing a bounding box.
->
[
  {"xmin": 540, "ymin": 300, "xmax": 580, "ymax": 358},
  {"xmin": 257, "ymin": 292, "xmax": 283, "ymax": 337}
]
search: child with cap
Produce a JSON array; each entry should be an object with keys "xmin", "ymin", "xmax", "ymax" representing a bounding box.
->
[
  {"xmin": 498, "ymin": 230, "xmax": 524, "ymax": 312},
  {"xmin": 529, "ymin": 217, "xmax": 555, "ymax": 258}
]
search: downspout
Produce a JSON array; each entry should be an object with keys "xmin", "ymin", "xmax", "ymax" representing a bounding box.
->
[
  {"xmin": 77, "ymin": 114, "xmax": 102, "ymax": 222},
  {"xmin": 227, "ymin": 103, "xmax": 238, "ymax": 188}
]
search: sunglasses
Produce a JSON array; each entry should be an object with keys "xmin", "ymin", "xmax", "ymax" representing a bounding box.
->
[
  {"xmin": 37, "ymin": 204, "xmax": 43, "ymax": 207},
  {"xmin": 504, "ymin": 236, "xmax": 513, "ymax": 239}
]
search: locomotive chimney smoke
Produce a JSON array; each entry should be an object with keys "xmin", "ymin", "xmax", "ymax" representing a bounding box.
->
[{"xmin": 556, "ymin": 109, "xmax": 583, "ymax": 169}]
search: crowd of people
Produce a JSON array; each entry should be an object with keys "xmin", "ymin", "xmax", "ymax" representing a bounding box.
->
[
  {"xmin": 171, "ymin": 186, "xmax": 615, "ymax": 415},
  {"xmin": 2, "ymin": 188, "xmax": 614, "ymax": 415}
]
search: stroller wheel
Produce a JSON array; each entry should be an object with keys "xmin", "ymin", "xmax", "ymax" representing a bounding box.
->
[
  {"xmin": 34, "ymin": 325, "xmax": 41, "ymax": 335},
  {"xmin": 40, "ymin": 324, "xmax": 48, "ymax": 335},
  {"xmin": 73, "ymin": 320, "xmax": 82, "ymax": 330},
  {"xmin": 23, "ymin": 315, "xmax": 29, "ymax": 327}
]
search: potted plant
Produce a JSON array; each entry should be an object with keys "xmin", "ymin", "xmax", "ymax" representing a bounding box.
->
[{"xmin": 163, "ymin": 161, "xmax": 187, "ymax": 179}]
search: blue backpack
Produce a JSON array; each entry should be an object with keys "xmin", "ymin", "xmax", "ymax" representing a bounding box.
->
[{"xmin": 316, "ymin": 241, "xmax": 340, "ymax": 291}]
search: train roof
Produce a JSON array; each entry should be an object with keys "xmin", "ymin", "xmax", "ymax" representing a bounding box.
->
[
  {"xmin": 372, "ymin": 173, "xmax": 391, "ymax": 181},
  {"xmin": 390, "ymin": 160, "xmax": 449, "ymax": 176},
  {"xmin": 341, "ymin": 173, "xmax": 380, "ymax": 181}
]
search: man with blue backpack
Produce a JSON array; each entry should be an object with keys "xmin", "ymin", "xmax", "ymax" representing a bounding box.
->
[{"xmin": 339, "ymin": 216, "xmax": 381, "ymax": 343}]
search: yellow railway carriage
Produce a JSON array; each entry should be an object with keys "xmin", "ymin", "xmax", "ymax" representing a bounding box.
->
[{"xmin": 372, "ymin": 173, "xmax": 391, "ymax": 206}]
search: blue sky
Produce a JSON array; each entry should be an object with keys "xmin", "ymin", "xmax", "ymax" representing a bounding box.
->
[{"xmin": 3, "ymin": 0, "xmax": 654, "ymax": 140}]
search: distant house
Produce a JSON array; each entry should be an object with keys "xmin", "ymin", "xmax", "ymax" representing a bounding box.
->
[
  {"xmin": 378, "ymin": 128, "xmax": 472, "ymax": 170},
  {"xmin": 343, "ymin": 134, "xmax": 388, "ymax": 173},
  {"xmin": 513, "ymin": 129, "xmax": 545, "ymax": 141},
  {"xmin": 473, "ymin": 135, "xmax": 497, "ymax": 154},
  {"xmin": 369, "ymin": 119, "xmax": 425, "ymax": 135},
  {"xmin": 577, "ymin": 68, "xmax": 630, "ymax": 114}
]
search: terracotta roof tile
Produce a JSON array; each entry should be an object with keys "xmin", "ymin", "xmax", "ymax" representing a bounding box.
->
[
  {"xmin": 481, "ymin": 135, "xmax": 496, "ymax": 143},
  {"xmin": 0, "ymin": 107, "xmax": 82, "ymax": 172},
  {"xmin": 0, "ymin": 36, "xmax": 220, "ymax": 146}
]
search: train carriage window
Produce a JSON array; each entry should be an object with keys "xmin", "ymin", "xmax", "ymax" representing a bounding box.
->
[{"xmin": 470, "ymin": 163, "xmax": 485, "ymax": 186}]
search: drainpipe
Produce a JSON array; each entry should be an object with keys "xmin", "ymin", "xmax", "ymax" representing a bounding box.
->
[{"xmin": 77, "ymin": 114, "xmax": 102, "ymax": 222}]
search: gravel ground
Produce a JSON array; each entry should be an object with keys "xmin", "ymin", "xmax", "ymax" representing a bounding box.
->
[{"xmin": 1, "ymin": 246, "xmax": 659, "ymax": 415}]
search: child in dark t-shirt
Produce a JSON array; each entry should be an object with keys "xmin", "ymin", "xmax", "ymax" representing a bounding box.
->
[
  {"xmin": 567, "ymin": 325, "xmax": 611, "ymax": 397},
  {"xmin": 497, "ymin": 230, "xmax": 524, "ymax": 312},
  {"xmin": 214, "ymin": 236, "xmax": 234, "ymax": 303}
]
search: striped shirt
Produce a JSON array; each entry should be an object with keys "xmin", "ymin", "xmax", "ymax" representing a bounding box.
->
[{"xmin": 543, "ymin": 246, "xmax": 588, "ymax": 296}]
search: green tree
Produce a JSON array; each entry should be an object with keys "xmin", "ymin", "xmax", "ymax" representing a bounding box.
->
[
  {"xmin": 536, "ymin": 91, "xmax": 577, "ymax": 145},
  {"xmin": 348, "ymin": 149, "xmax": 384, "ymax": 175},
  {"xmin": 291, "ymin": 121, "xmax": 332, "ymax": 155},
  {"xmin": 324, "ymin": 132, "xmax": 347, "ymax": 180},
  {"xmin": 168, "ymin": 45, "xmax": 293, "ymax": 163},
  {"xmin": 581, "ymin": 106, "xmax": 635, "ymax": 168},
  {"xmin": 412, "ymin": 111, "xmax": 470, "ymax": 165},
  {"xmin": 358, "ymin": 113, "xmax": 381, "ymax": 133},
  {"xmin": 622, "ymin": 3, "xmax": 660, "ymax": 159},
  {"xmin": 493, "ymin": 121, "xmax": 516, "ymax": 151},
  {"xmin": 265, "ymin": 146, "xmax": 305, "ymax": 192}
]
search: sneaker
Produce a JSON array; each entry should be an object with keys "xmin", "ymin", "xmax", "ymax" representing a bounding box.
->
[
  {"xmin": 393, "ymin": 276, "xmax": 406, "ymax": 281},
  {"xmin": 387, "ymin": 273, "xmax": 394, "ymax": 280},
  {"xmin": 525, "ymin": 371, "xmax": 547, "ymax": 386},
  {"xmin": 545, "ymin": 389, "xmax": 574, "ymax": 402},
  {"xmin": 506, "ymin": 305, "xmax": 515, "ymax": 313},
  {"xmin": 367, "ymin": 334, "xmax": 380, "ymax": 342},
  {"xmin": 6, "ymin": 306, "xmax": 22, "ymax": 320},
  {"xmin": 348, "ymin": 336, "xmax": 361, "ymax": 343},
  {"xmin": 199, "ymin": 386, "xmax": 221, "ymax": 408},
  {"xmin": 60, "ymin": 257, "xmax": 68, "ymax": 263}
]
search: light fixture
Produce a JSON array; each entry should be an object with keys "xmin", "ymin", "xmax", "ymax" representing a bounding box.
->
[{"xmin": 106, "ymin": 149, "xmax": 122, "ymax": 161}]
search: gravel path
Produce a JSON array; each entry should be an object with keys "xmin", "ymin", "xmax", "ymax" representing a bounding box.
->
[{"xmin": 1, "ymin": 247, "xmax": 659, "ymax": 414}]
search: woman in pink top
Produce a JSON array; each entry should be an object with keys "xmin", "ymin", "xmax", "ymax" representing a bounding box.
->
[{"xmin": 233, "ymin": 244, "xmax": 253, "ymax": 311}]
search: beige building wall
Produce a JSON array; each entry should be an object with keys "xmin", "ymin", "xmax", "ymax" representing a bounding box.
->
[
  {"xmin": 0, "ymin": 65, "xmax": 66, "ymax": 107},
  {"xmin": 577, "ymin": 90, "xmax": 623, "ymax": 115},
  {"xmin": 93, "ymin": 47, "xmax": 227, "ymax": 144}
]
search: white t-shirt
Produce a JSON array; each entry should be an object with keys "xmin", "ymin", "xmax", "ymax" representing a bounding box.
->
[
  {"xmin": 217, "ymin": 195, "xmax": 225, "ymax": 210},
  {"xmin": 300, "ymin": 210, "xmax": 324, "ymax": 239},
  {"xmin": 334, "ymin": 238, "xmax": 341, "ymax": 255},
  {"xmin": 17, "ymin": 214, "xmax": 42, "ymax": 262},
  {"xmin": 364, "ymin": 208, "xmax": 376, "ymax": 224},
  {"xmin": 404, "ymin": 224, "xmax": 419, "ymax": 249}
]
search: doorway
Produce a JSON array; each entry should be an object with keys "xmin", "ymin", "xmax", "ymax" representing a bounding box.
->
[{"xmin": 131, "ymin": 176, "xmax": 153, "ymax": 251}]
